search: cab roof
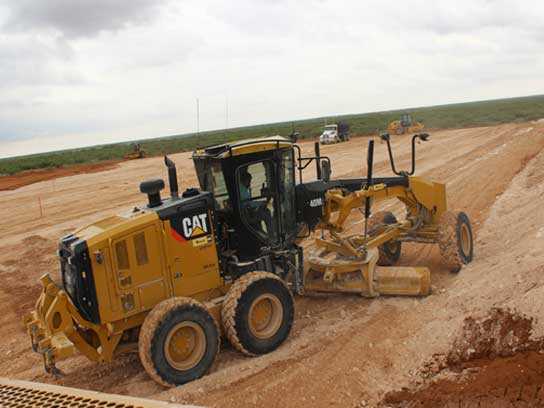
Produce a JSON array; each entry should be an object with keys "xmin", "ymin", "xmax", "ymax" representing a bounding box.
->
[{"xmin": 192, "ymin": 135, "xmax": 293, "ymax": 159}]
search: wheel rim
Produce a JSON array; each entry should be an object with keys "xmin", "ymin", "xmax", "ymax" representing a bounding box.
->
[
  {"xmin": 460, "ymin": 223, "xmax": 471, "ymax": 256},
  {"xmin": 248, "ymin": 294, "xmax": 283, "ymax": 340},
  {"xmin": 164, "ymin": 321, "xmax": 206, "ymax": 371}
]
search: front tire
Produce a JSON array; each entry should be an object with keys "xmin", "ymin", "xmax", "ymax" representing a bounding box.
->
[
  {"xmin": 138, "ymin": 297, "xmax": 220, "ymax": 387},
  {"xmin": 222, "ymin": 272, "xmax": 294, "ymax": 356},
  {"xmin": 438, "ymin": 211, "xmax": 473, "ymax": 272}
]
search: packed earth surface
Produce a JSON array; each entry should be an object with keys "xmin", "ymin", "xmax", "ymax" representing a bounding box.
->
[{"xmin": 1, "ymin": 122, "xmax": 544, "ymax": 407}]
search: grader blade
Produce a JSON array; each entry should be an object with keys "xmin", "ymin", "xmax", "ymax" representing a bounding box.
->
[
  {"xmin": 373, "ymin": 266, "xmax": 430, "ymax": 296},
  {"xmin": 305, "ymin": 247, "xmax": 430, "ymax": 297}
]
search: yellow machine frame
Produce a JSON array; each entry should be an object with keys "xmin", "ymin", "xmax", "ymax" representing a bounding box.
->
[
  {"xmin": 23, "ymin": 133, "xmax": 472, "ymax": 384},
  {"xmin": 302, "ymin": 175, "xmax": 445, "ymax": 298}
]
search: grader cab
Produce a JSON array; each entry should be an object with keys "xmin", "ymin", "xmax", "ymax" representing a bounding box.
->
[{"xmin": 25, "ymin": 133, "xmax": 473, "ymax": 386}]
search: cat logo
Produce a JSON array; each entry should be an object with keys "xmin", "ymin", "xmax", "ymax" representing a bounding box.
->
[
  {"xmin": 170, "ymin": 212, "xmax": 211, "ymax": 243},
  {"xmin": 182, "ymin": 213, "xmax": 208, "ymax": 239}
]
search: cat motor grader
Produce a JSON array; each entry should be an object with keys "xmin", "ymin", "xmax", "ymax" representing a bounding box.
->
[
  {"xmin": 387, "ymin": 113, "xmax": 425, "ymax": 135},
  {"xmin": 24, "ymin": 132, "xmax": 473, "ymax": 386},
  {"xmin": 124, "ymin": 143, "xmax": 147, "ymax": 159}
]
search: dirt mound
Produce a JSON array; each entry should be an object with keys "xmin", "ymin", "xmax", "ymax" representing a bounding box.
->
[
  {"xmin": 383, "ymin": 308, "xmax": 544, "ymax": 407},
  {"xmin": 447, "ymin": 308, "xmax": 540, "ymax": 364},
  {"xmin": 0, "ymin": 161, "xmax": 119, "ymax": 191},
  {"xmin": 384, "ymin": 351, "xmax": 544, "ymax": 407}
]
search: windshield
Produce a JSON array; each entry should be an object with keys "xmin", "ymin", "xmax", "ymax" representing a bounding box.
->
[
  {"xmin": 324, "ymin": 125, "xmax": 337, "ymax": 131},
  {"xmin": 194, "ymin": 159, "xmax": 230, "ymax": 209}
]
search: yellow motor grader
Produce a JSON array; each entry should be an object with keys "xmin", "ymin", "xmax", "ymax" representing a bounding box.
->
[
  {"xmin": 124, "ymin": 143, "xmax": 146, "ymax": 159},
  {"xmin": 25, "ymin": 132, "xmax": 473, "ymax": 386},
  {"xmin": 387, "ymin": 113, "xmax": 424, "ymax": 135}
]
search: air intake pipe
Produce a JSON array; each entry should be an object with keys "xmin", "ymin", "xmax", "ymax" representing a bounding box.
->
[
  {"xmin": 164, "ymin": 156, "xmax": 179, "ymax": 198},
  {"xmin": 140, "ymin": 179, "xmax": 164, "ymax": 208}
]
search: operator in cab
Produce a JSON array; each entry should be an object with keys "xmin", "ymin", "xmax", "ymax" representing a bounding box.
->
[{"xmin": 238, "ymin": 169, "xmax": 275, "ymax": 240}]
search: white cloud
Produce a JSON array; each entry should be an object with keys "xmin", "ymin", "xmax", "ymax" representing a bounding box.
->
[{"xmin": 1, "ymin": 0, "xmax": 544, "ymax": 158}]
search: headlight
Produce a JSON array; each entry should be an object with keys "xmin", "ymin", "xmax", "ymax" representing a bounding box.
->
[{"xmin": 63, "ymin": 262, "xmax": 76, "ymax": 295}]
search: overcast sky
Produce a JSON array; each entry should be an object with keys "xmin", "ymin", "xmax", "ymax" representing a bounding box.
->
[{"xmin": 1, "ymin": 0, "xmax": 543, "ymax": 158}]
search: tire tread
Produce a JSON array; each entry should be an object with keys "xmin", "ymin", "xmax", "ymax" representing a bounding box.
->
[
  {"xmin": 222, "ymin": 271, "xmax": 292, "ymax": 356},
  {"xmin": 439, "ymin": 211, "xmax": 472, "ymax": 273},
  {"xmin": 138, "ymin": 297, "xmax": 220, "ymax": 387}
]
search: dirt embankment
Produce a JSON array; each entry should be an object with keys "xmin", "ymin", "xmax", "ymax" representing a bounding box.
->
[
  {"xmin": 384, "ymin": 309, "xmax": 544, "ymax": 407},
  {"xmin": 0, "ymin": 161, "xmax": 119, "ymax": 191},
  {"xmin": 0, "ymin": 122, "xmax": 544, "ymax": 408}
]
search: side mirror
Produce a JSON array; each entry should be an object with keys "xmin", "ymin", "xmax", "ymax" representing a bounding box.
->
[
  {"xmin": 379, "ymin": 132, "xmax": 390, "ymax": 142},
  {"xmin": 321, "ymin": 160, "xmax": 331, "ymax": 182},
  {"xmin": 417, "ymin": 133, "xmax": 430, "ymax": 141},
  {"xmin": 289, "ymin": 132, "xmax": 300, "ymax": 143}
]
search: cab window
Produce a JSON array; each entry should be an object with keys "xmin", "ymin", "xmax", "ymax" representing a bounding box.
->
[
  {"xmin": 237, "ymin": 160, "xmax": 278, "ymax": 242},
  {"xmin": 115, "ymin": 240, "xmax": 130, "ymax": 270},
  {"xmin": 211, "ymin": 162, "xmax": 229, "ymax": 209}
]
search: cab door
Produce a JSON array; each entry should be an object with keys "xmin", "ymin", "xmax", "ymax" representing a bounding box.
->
[
  {"xmin": 235, "ymin": 149, "xmax": 297, "ymax": 248},
  {"xmin": 236, "ymin": 159, "xmax": 280, "ymax": 244}
]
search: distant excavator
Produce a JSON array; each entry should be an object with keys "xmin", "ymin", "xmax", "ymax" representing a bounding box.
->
[
  {"xmin": 387, "ymin": 114, "xmax": 424, "ymax": 135},
  {"xmin": 124, "ymin": 143, "xmax": 146, "ymax": 159}
]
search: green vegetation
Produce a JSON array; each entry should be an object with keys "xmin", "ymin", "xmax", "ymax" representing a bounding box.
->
[{"xmin": 2, "ymin": 94, "xmax": 544, "ymax": 175}]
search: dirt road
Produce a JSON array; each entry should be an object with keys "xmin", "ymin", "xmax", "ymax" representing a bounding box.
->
[{"xmin": 1, "ymin": 122, "xmax": 544, "ymax": 407}]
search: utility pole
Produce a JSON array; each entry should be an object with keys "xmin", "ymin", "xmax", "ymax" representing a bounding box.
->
[
  {"xmin": 225, "ymin": 95, "xmax": 229, "ymax": 135},
  {"xmin": 196, "ymin": 98, "xmax": 200, "ymax": 135}
]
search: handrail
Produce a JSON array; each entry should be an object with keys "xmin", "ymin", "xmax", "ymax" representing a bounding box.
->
[
  {"xmin": 380, "ymin": 132, "xmax": 429, "ymax": 176},
  {"xmin": 293, "ymin": 144, "xmax": 331, "ymax": 183}
]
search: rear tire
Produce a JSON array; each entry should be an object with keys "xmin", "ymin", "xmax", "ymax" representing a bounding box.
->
[
  {"xmin": 222, "ymin": 271, "xmax": 294, "ymax": 356},
  {"xmin": 367, "ymin": 211, "xmax": 402, "ymax": 266},
  {"xmin": 438, "ymin": 211, "xmax": 473, "ymax": 273},
  {"xmin": 139, "ymin": 297, "xmax": 220, "ymax": 387}
]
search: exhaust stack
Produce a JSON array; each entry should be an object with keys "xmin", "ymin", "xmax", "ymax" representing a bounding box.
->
[{"xmin": 164, "ymin": 156, "xmax": 179, "ymax": 198}]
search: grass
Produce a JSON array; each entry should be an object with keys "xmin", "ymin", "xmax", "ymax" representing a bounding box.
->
[{"xmin": 2, "ymin": 94, "xmax": 544, "ymax": 175}]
